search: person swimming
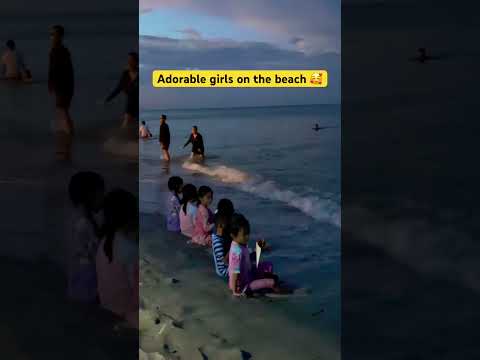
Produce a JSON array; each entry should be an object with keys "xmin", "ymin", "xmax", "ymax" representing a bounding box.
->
[
  {"xmin": 313, "ymin": 124, "xmax": 321, "ymax": 131},
  {"xmin": 411, "ymin": 48, "xmax": 439, "ymax": 63},
  {"xmin": 416, "ymin": 48, "xmax": 430, "ymax": 63}
]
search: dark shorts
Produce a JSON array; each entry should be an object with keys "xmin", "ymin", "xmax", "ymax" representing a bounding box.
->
[
  {"xmin": 160, "ymin": 142, "xmax": 170, "ymax": 150},
  {"xmin": 55, "ymin": 94, "xmax": 73, "ymax": 109},
  {"xmin": 126, "ymin": 99, "xmax": 139, "ymax": 118}
]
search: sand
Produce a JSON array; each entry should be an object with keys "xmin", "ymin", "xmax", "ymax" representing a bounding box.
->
[{"xmin": 139, "ymin": 221, "xmax": 340, "ymax": 360}]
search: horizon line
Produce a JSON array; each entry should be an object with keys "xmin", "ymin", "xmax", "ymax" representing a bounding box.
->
[{"xmin": 140, "ymin": 103, "xmax": 340, "ymax": 112}]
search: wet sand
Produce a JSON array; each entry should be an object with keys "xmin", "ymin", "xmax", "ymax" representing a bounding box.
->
[{"xmin": 139, "ymin": 214, "xmax": 340, "ymax": 360}]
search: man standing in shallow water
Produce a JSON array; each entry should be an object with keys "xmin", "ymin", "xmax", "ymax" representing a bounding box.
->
[
  {"xmin": 159, "ymin": 114, "xmax": 171, "ymax": 161},
  {"xmin": 48, "ymin": 25, "xmax": 74, "ymax": 160},
  {"xmin": 184, "ymin": 126, "xmax": 205, "ymax": 159}
]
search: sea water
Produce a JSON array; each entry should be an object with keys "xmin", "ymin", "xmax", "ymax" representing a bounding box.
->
[{"xmin": 140, "ymin": 104, "xmax": 340, "ymax": 339}]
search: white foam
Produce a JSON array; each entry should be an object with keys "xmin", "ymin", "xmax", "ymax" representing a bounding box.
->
[
  {"xmin": 182, "ymin": 161, "xmax": 249, "ymax": 183},
  {"xmin": 182, "ymin": 161, "xmax": 340, "ymax": 227}
]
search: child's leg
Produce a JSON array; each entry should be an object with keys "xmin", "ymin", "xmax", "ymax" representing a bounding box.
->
[{"xmin": 248, "ymin": 278, "xmax": 275, "ymax": 291}]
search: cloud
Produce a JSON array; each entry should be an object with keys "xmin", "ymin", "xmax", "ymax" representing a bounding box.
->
[
  {"xmin": 140, "ymin": 34, "xmax": 340, "ymax": 108},
  {"xmin": 139, "ymin": 0, "xmax": 340, "ymax": 52},
  {"xmin": 177, "ymin": 28, "xmax": 202, "ymax": 40}
]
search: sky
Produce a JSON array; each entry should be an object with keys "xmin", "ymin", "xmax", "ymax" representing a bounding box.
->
[{"xmin": 139, "ymin": 0, "xmax": 341, "ymax": 109}]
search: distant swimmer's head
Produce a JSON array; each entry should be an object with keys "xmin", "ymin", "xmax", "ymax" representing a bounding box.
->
[
  {"xmin": 230, "ymin": 213, "xmax": 250, "ymax": 245},
  {"xmin": 198, "ymin": 185, "xmax": 213, "ymax": 208},
  {"xmin": 192, "ymin": 125, "xmax": 198, "ymax": 135},
  {"xmin": 160, "ymin": 114, "xmax": 167, "ymax": 124},
  {"xmin": 68, "ymin": 171, "xmax": 106, "ymax": 213},
  {"xmin": 50, "ymin": 25, "xmax": 65, "ymax": 46},
  {"xmin": 168, "ymin": 176, "xmax": 184, "ymax": 195},
  {"xmin": 128, "ymin": 51, "xmax": 139, "ymax": 71},
  {"xmin": 216, "ymin": 198, "xmax": 235, "ymax": 219},
  {"xmin": 6, "ymin": 40, "xmax": 15, "ymax": 51}
]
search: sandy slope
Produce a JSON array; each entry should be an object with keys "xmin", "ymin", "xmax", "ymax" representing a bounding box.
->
[{"xmin": 139, "ymin": 225, "xmax": 339, "ymax": 360}]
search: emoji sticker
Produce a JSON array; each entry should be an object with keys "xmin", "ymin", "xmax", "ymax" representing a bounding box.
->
[{"xmin": 310, "ymin": 72, "xmax": 322, "ymax": 85}]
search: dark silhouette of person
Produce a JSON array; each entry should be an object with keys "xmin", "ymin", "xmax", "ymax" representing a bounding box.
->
[
  {"xmin": 184, "ymin": 126, "xmax": 205, "ymax": 158},
  {"xmin": 411, "ymin": 47, "xmax": 436, "ymax": 63},
  {"xmin": 105, "ymin": 52, "xmax": 139, "ymax": 129},
  {"xmin": 313, "ymin": 123, "xmax": 321, "ymax": 131},
  {"xmin": 48, "ymin": 25, "xmax": 74, "ymax": 160},
  {"xmin": 159, "ymin": 114, "xmax": 171, "ymax": 161}
]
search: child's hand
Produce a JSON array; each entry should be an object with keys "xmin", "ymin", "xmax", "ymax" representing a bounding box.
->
[{"xmin": 257, "ymin": 239, "xmax": 271, "ymax": 251}]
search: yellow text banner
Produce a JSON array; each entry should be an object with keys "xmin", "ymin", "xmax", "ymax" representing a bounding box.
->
[{"xmin": 152, "ymin": 70, "xmax": 328, "ymax": 88}]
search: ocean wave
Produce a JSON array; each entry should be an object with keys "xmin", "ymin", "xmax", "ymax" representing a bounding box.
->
[
  {"xmin": 182, "ymin": 161, "xmax": 249, "ymax": 183},
  {"xmin": 182, "ymin": 161, "xmax": 340, "ymax": 227}
]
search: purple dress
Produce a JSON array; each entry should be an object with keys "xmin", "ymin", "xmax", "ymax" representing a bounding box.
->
[{"xmin": 166, "ymin": 192, "xmax": 181, "ymax": 232}]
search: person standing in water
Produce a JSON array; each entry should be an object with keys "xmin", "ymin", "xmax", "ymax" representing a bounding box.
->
[
  {"xmin": 1, "ymin": 40, "xmax": 32, "ymax": 82},
  {"xmin": 48, "ymin": 25, "xmax": 75, "ymax": 160},
  {"xmin": 139, "ymin": 121, "xmax": 152, "ymax": 139},
  {"xmin": 1, "ymin": 40, "xmax": 19, "ymax": 79},
  {"xmin": 184, "ymin": 126, "xmax": 205, "ymax": 159},
  {"xmin": 105, "ymin": 52, "xmax": 139, "ymax": 130},
  {"xmin": 159, "ymin": 114, "xmax": 171, "ymax": 161}
]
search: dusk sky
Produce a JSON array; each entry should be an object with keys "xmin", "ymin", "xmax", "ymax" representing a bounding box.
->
[{"xmin": 139, "ymin": 0, "xmax": 341, "ymax": 109}]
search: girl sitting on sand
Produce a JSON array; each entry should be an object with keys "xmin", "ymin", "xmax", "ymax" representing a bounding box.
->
[
  {"xmin": 67, "ymin": 172, "xmax": 105, "ymax": 303},
  {"xmin": 215, "ymin": 198, "xmax": 235, "ymax": 217},
  {"xmin": 191, "ymin": 185, "xmax": 214, "ymax": 246},
  {"xmin": 179, "ymin": 183, "xmax": 198, "ymax": 238},
  {"xmin": 211, "ymin": 198, "xmax": 235, "ymax": 276},
  {"xmin": 96, "ymin": 189, "xmax": 139, "ymax": 329},
  {"xmin": 166, "ymin": 176, "xmax": 183, "ymax": 232},
  {"xmin": 229, "ymin": 214, "xmax": 287, "ymax": 297}
]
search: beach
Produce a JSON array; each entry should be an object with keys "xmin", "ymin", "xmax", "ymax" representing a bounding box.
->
[
  {"xmin": 139, "ymin": 105, "xmax": 341, "ymax": 359},
  {"xmin": 139, "ymin": 217, "xmax": 340, "ymax": 360}
]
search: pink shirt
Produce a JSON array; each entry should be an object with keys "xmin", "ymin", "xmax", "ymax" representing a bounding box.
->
[
  {"xmin": 191, "ymin": 204, "xmax": 213, "ymax": 246},
  {"xmin": 179, "ymin": 203, "xmax": 197, "ymax": 238},
  {"xmin": 96, "ymin": 236, "xmax": 138, "ymax": 328}
]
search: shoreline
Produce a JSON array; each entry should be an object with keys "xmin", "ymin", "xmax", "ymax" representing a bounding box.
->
[{"xmin": 139, "ymin": 218, "xmax": 340, "ymax": 360}]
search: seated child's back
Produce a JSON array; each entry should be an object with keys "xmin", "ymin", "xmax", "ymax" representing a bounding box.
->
[
  {"xmin": 166, "ymin": 176, "xmax": 183, "ymax": 232},
  {"xmin": 179, "ymin": 183, "xmax": 197, "ymax": 238},
  {"xmin": 211, "ymin": 213, "xmax": 230, "ymax": 277}
]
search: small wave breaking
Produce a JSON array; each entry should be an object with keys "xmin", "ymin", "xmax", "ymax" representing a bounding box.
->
[{"xmin": 182, "ymin": 161, "xmax": 340, "ymax": 227}]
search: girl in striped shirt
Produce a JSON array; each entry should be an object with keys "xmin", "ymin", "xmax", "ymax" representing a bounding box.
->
[{"xmin": 211, "ymin": 213, "xmax": 230, "ymax": 278}]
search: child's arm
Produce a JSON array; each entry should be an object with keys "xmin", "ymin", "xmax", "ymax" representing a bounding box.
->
[
  {"xmin": 229, "ymin": 246, "xmax": 243, "ymax": 296},
  {"xmin": 229, "ymin": 273, "xmax": 242, "ymax": 296},
  {"xmin": 206, "ymin": 221, "xmax": 214, "ymax": 232},
  {"xmin": 201, "ymin": 208, "xmax": 214, "ymax": 233},
  {"xmin": 257, "ymin": 239, "xmax": 271, "ymax": 251}
]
